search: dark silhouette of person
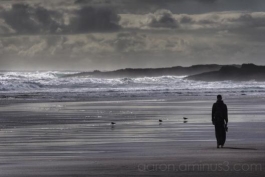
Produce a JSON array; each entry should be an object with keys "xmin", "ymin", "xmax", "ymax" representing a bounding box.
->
[{"xmin": 212, "ymin": 95, "xmax": 228, "ymax": 148}]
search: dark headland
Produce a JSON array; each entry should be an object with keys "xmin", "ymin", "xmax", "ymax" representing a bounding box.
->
[
  {"xmin": 63, "ymin": 64, "xmax": 235, "ymax": 78},
  {"xmin": 186, "ymin": 63, "xmax": 265, "ymax": 81},
  {"xmin": 63, "ymin": 63, "xmax": 265, "ymax": 81}
]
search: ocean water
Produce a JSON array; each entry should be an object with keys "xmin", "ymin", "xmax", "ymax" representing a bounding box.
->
[{"xmin": 1, "ymin": 71, "xmax": 265, "ymax": 98}]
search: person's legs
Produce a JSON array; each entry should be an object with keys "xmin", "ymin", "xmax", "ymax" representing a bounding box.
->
[
  {"xmin": 215, "ymin": 124, "xmax": 222, "ymax": 148},
  {"xmin": 220, "ymin": 125, "xmax": 226, "ymax": 148}
]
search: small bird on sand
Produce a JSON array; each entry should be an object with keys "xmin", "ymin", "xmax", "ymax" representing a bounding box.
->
[
  {"xmin": 183, "ymin": 121, "xmax": 188, "ymax": 123},
  {"xmin": 159, "ymin": 119, "xmax": 163, "ymax": 122},
  {"xmin": 111, "ymin": 122, "xmax": 116, "ymax": 125},
  {"xmin": 183, "ymin": 117, "xmax": 188, "ymax": 120}
]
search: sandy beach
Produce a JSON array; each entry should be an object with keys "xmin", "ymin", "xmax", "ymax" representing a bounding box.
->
[
  {"xmin": 0, "ymin": 96, "xmax": 264, "ymax": 176},
  {"xmin": 1, "ymin": 0, "xmax": 265, "ymax": 176}
]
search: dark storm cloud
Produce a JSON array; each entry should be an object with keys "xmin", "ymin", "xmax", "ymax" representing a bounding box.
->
[
  {"xmin": 73, "ymin": 0, "xmax": 265, "ymax": 14},
  {"xmin": 180, "ymin": 15, "xmax": 194, "ymax": 24},
  {"xmin": 148, "ymin": 9, "xmax": 179, "ymax": 28},
  {"xmin": 1, "ymin": 3, "xmax": 63, "ymax": 34},
  {"xmin": 73, "ymin": 0, "xmax": 216, "ymax": 13},
  {"xmin": 1, "ymin": 0, "xmax": 265, "ymax": 70},
  {"xmin": 190, "ymin": 12, "xmax": 265, "ymax": 30},
  {"xmin": 121, "ymin": 11, "xmax": 265, "ymax": 31},
  {"xmin": 197, "ymin": 0, "xmax": 217, "ymax": 3},
  {"xmin": 68, "ymin": 6, "xmax": 120, "ymax": 33},
  {"xmin": 0, "ymin": 3, "xmax": 121, "ymax": 35},
  {"xmin": 233, "ymin": 13, "xmax": 265, "ymax": 28},
  {"xmin": 74, "ymin": 0, "xmax": 217, "ymax": 5}
]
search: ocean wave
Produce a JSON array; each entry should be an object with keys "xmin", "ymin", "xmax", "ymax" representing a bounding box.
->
[{"xmin": 1, "ymin": 71, "xmax": 265, "ymax": 96}]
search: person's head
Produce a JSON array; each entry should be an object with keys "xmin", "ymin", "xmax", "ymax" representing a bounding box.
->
[{"xmin": 217, "ymin": 95, "xmax": 222, "ymax": 101}]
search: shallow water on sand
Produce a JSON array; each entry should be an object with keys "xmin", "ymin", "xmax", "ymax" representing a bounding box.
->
[{"xmin": 0, "ymin": 97, "xmax": 265, "ymax": 176}]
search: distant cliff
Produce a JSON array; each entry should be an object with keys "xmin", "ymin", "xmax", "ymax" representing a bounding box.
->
[
  {"xmin": 186, "ymin": 64, "xmax": 265, "ymax": 81},
  {"xmin": 63, "ymin": 64, "xmax": 230, "ymax": 78}
]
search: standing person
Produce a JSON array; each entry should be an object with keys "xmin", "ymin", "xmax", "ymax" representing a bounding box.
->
[{"xmin": 212, "ymin": 95, "xmax": 228, "ymax": 148}]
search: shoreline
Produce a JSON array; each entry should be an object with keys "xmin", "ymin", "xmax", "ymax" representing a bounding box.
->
[{"xmin": 1, "ymin": 92, "xmax": 265, "ymax": 104}]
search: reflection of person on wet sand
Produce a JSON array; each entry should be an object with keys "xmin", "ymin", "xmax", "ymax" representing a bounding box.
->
[{"xmin": 212, "ymin": 95, "xmax": 228, "ymax": 148}]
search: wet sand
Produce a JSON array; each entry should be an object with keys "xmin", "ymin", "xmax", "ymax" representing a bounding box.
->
[{"xmin": 0, "ymin": 96, "xmax": 265, "ymax": 176}]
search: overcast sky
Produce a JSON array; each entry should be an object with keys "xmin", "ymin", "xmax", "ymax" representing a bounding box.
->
[{"xmin": 1, "ymin": 0, "xmax": 265, "ymax": 70}]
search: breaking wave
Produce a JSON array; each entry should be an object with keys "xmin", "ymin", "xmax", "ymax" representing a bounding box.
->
[{"xmin": 1, "ymin": 71, "xmax": 265, "ymax": 97}]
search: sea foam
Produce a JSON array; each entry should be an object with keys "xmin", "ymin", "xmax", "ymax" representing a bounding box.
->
[{"xmin": 1, "ymin": 71, "xmax": 265, "ymax": 97}]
